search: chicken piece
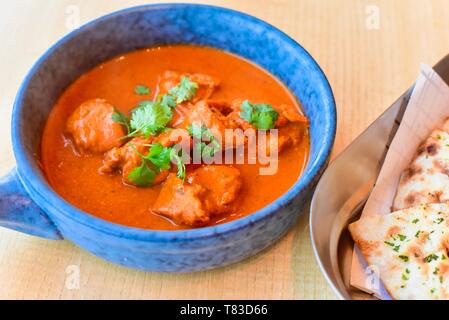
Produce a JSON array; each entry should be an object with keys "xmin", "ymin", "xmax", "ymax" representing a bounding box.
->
[
  {"xmin": 153, "ymin": 128, "xmax": 191, "ymax": 148},
  {"xmin": 152, "ymin": 165, "xmax": 242, "ymax": 227},
  {"xmin": 218, "ymin": 100, "xmax": 255, "ymax": 130},
  {"xmin": 99, "ymin": 137, "xmax": 169, "ymax": 186},
  {"xmin": 188, "ymin": 100, "xmax": 228, "ymax": 142},
  {"xmin": 155, "ymin": 71, "xmax": 220, "ymax": 102},
  {"xmin": 99, "ymin": 137, "xmax": 149, "ymax": 175},
  {"xmin": 266, "ymin": 122, "xmax": 306, "ymax": 154},
  {"xmin": 187, "ymin": 100, "xmax": 250, "ymax": 152},
  {"xmin": 223, "ymin": 100, "xmax": 308, "ymax": 129},
  {"xmin": 220, "ymin": 100, "xmax": 308, "ymax": 154},
  {"xmin": 66, "ymin": 99, "xmax": 126, "ymax": 153},
  {"xmin": 273, "ymin": 104, "xmax": 309, "ymax": 127},
  {"xmin": 152, "ymin": 174, "xmax": 210, "ymax": 227},
  {"xmin": 187, "ymin": 165, "xmax": 242, "ymax": 214}
]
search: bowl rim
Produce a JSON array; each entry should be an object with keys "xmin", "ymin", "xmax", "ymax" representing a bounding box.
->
[{"xmin": 11, "ymin": 3, "xmax": 336, "ymax": 241}]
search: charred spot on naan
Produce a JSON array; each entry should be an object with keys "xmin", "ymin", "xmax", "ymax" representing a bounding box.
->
[
  {"xmin": 426, "ymin": 143, "xmax": 439, "ymax": 156},
  {"xmin": 404, "ymin": 192, "xmax": 418, "ymax": 207},
  {"xmin": 400, "ymin": 165, "xmax": 423, "ymax": 184},
  {"xmin": 393, "ymin": 126, "xmax": 449, "ymax": 211},
  {"xmin": 416, "ymin": 138, "xmax": 441, "ymax": 158}
]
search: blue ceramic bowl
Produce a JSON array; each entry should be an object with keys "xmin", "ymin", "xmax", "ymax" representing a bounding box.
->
[{"xmin": 0, "ymin": 4, "xmax": 336, "ymax": 272}]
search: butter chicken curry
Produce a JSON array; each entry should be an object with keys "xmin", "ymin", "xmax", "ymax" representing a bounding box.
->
[{"xmin": 41, "ymin": 46, "xmax": 309, "ymax": 230}]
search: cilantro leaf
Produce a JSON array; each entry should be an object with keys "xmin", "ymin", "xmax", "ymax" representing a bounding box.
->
[
  {"xmin": 198, "ymin": 142, "xmax": 217, "ymax": 157},
  {"xmin": 384, "ymin": 241, "xmax": 395, "ymax": 247},
  {"xmin": 134, "ymin": 84, "xmax": 151, "ymax": 96},
  {"xmin": 169, "ymin": 76, "xmax": 198, "ymax": 104},
  {"xmin": 128, "ymin": 143, "xmax": 170, "ymax": 187},
  {"xmin": 161, "ymin": 93, "xmax": 177, "ymax": 109},
  {"xmin": 111, "ymin": 108, "xmax": 131, "ymax": 134},
  {"xmin": 171, "ymin": 150, "xmax": 186, "ymax": 180},
  {"xmin": 434, "ymin": 267, "xmax": 440, "ymax": 275},
  {"xmin": 129, "ymin": 101, "xmax": 173, "ymax": 138},
  {"xmin": 424, "ymin": 254, "xmax": 439, "ymax": 263},
  {"xmin": 240, "ymin": 100, "xmax": 279, "ymax": 130},
  {"xmin": 188, "ymin": 123, "xmax": 221, "ymax": 157},
  {"xmin": 128, "ymin": 142, "xmax": 187, "ymax": 186},
  {"xmin": 128, "ymin": 162, "xmax": 157, "ymax": 187},
  {"xmin": 145, "ymin": 143, "xmax": 172, "ymax": 170},
  {"xmin": 134, "ymin": 100, "xmax": 152, "ymax": 111},
  {"xmin": 188, "ymin": 123, "xmax": 214, "ymax": 140}
]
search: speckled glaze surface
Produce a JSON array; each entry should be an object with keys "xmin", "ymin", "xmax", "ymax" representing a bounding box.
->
[{"xmin": 0, "ymin": 4, "xmax": 336, "ymax": 272}]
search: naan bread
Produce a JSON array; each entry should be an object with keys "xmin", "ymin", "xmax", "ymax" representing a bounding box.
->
[
  {"xmin": 349, "ymin": 203, "xmax": 449, "ymax": 300},
  {"xmin": 393, "ymin": 119, "xmax": 449, "ymax": 211}
]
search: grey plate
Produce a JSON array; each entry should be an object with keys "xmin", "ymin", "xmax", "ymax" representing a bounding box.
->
[{"xmin": 310, "ymin": 54, "xmax": 449, "ymax": 300}]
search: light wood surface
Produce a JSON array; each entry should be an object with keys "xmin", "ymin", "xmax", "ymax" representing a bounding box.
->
[{"xmin": 1, "ymin": 0, "xmax": 449, "ymax": 300}]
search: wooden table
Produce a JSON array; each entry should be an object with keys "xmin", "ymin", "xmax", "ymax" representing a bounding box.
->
[{"xmin": 1, "ymin": 0, "xmax": 449, "ymax": 300}]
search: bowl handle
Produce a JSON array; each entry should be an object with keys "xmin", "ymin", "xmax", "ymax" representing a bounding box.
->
[{"xmin": 0, "ymin": 168, "xmax": 62, "ymax": 240}]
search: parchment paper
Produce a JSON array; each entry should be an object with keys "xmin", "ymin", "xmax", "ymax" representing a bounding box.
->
[{"xmin": 350, "ymin": 64, "xmax": 449, "ymax": 299}]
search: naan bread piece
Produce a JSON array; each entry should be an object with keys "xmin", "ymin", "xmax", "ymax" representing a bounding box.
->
[
  {"xmin": 393, "ymin": 119, "xmax": 449, "ymax": 211},
  {"xmin": 349, "ymin": 203, "xmax": 449, "ymax": 300}
]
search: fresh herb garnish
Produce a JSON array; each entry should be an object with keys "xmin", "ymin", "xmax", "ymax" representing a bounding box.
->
[
  {"xmin": 402, "ymin": 269, "xmax": 410, "ymax": 281},
  {"xmin": 116, "ymin": 78, "xmax": 199, "ymax": 139},
  {"xmin": 168, "ymin": 76, "xmax": 198, "ymax": 104},
  {"xmin": 433, "ymin": 267, "xmax": 440, "ymax": 275},
  {"xmin": 397, "ymin": 234, "xmax": 407, "ymax": 241},
  {"xmin": 128, "ymin": 161, "xmax": 157, "ymax": 187},
  {"xmin": 384, "ymin": 241, "xmax": 395, "ymax": 247},
  {"xmin": 135, "ymin": 84, "xmax": 151, "ymax": 96},
  {"xmin": 398, "ymin": 255, "xmax": 409, "ymax": 262},
  {"xmin": 412, "ymin": 218, "xmax": 419, "ymax": 224},
  {"xmin": 384, "ymin": 241, "xmax": 400, "ymax": 252},
  {"xmin": 111, "ymin": 108, "xmax": 131, "ymax": 134},
  {"xmin": 128, "ymin": 142, "xmax": 186, "ymax": 186},
  {"xmin": 188, "ymin": 123, "xmax": 221, "ymax": 157},
  {"xmin": 129, "ymin": 101, "xmax": 173, "ymax": 138},
  {"xmin": 146, "ymin": 143, "xmax": 172, "ymax": 170},
  {"xmin": 436, "ymin": 218, "xmax": 444, "ymax": 224},
  {"xmin": 170, "ymin": 149, "xmax": 186, "ymax": 180},
  {"xmin": 188, "ymin": 123, "xmax": 211, "ymax": 140},
  {"xmin": 161, "ymin": 93, "xmax": 177, "ymax": 109},
  {"xmin": 240, "ymin": 100, "xmax": 279, "ymax": 130},
  {"xmin": 424, "ymin": 254, "xmax": 439, "ymax": 263},
  {"xmin": 415, "ymin": 230, "xmax": 422, "ymax": 238},
  {"xmin": 127, "ymin": 144, "xmax": 157, "ymax": 187}
]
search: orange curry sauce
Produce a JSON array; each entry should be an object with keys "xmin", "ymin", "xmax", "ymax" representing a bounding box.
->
[{"xmin": 40, "ymin": 45, "xmax": 309, "ymax": 230}]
